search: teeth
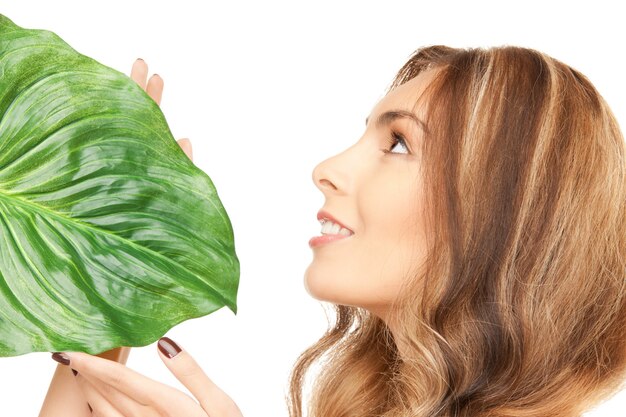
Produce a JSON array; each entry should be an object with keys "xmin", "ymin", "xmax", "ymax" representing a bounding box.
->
[
  {"xmin": 321, "ymin": 220, "xmax": 335, "ymax": 234},
  {"xmin": 320, "ymin": 219, "xmax": 353, "ymax": 236},
  {"xmin": 338, "ymin": 227, "xmax": 352, "ymax": 236}
]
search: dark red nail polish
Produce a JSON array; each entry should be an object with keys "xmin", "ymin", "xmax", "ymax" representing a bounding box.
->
[
  {"xmin": 158, "ymin": 337, "xmax": 181, "ymax": 358},
  {"xmin": 51, "ymin": 352, "xmax": 70, "ymax": 366},
  {"xmin": 71, "ymin": 368, "xmax": 78, "ymax": 376}
]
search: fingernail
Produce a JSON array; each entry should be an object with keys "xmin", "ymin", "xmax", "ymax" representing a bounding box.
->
[
  {"xmin": 51, "ymin": 352, "xmax": 70, "ymax": 366},
  {"xmin": 71, "ymin": 368, "xmax": 78, "ymax": 376},
  {"xmin": 137, "ymin": 58, "xmax": 144, "ymax": 62},
  {"xmin": 158, "ymin": 337, "xmax": 181, "ymax": 358}
]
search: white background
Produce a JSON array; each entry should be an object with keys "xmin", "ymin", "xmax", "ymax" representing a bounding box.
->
[{"xmin": 0, "ymin": 1, "xmax": 624, "ymax": 416}]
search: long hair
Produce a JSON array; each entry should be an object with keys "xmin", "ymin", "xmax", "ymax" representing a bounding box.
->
[{"xmin": 286, "ymin": 45, "xmax": 626, "ymax": 417}]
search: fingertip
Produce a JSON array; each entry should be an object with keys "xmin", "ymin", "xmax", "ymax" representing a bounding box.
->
[
  {"xmin": 177, "ymin": 139, "xmax": 193, "ymax": 159},
  {"xmin": 51, "ymin": 352, "xmax": 70, "ymax": 366},
  {"xmin": 62, "ymin": 351, "xmax": 87, "ymax": 366},
  {"xmin": 132, "ymin": 58, "xmax": 147, "ymax": 70},
  {"xmin": 178, "ymin": 138, "xmax": 190, "ymax": 146},
  {"xmin": 158, "ymin": 336, "xmax": 182, "ymax": 359}
]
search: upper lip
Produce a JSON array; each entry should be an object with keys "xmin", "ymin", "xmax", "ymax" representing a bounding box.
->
[{"xmin": 317, "ymin": 209, "xmax": 355, "ymax": 234}]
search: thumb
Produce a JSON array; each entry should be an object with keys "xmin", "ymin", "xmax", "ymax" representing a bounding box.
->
[{"xmin": 157, "ymin": 337, "xmax": 241, "ymax": 416}]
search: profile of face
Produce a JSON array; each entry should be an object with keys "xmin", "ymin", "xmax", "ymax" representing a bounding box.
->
[{"xmin": 304, "ymin": 69, "xmax": 439, "ymax": 320}]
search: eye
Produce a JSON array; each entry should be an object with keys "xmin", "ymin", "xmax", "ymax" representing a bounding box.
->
[{"xmin": 381, "ymin": 131, "xmax": 410, "ymax": 155}]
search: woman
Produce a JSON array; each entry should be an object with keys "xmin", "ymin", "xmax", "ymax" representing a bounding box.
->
[{"xmin": 44, "ymin": 45, "xmax": 626, "ymax": 417}]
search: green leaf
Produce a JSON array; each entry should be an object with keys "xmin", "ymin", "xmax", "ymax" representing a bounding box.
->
[{"xmin": 0, "ymin": 14, "xmax": 239, "ymax": 357}]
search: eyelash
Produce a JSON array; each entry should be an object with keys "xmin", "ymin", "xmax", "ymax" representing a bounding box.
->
[{"xmin": 381, "ymin": 130, "xmax": 410, "ymax": 155}]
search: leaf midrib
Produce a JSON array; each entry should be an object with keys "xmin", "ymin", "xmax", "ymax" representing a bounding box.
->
[{"xmin": 0, "ymin": 187, "xmax": 232, "ymax": 308}]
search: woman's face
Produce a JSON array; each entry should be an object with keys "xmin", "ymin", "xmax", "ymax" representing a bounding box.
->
[{"xmin": 304, "ymin": 69, "xmax": 437, "ymax": 320}]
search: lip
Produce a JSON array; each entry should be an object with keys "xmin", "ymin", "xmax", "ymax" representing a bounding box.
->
[
  {"xmin": 309, "ymin": 234, "xmax": 352, "ymax": 248},
  {"xmin": 316, "ymin": 210, "xmax": 354, "ymax": 233},
  {"xmin": 309, "ymin": 209, "xmax": 354, "ymax": 248}
]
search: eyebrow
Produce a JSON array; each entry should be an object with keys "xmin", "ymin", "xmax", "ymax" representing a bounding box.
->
[{"xmin": 365, "ymin": 110, "xmax": 428, "ymax": 134}]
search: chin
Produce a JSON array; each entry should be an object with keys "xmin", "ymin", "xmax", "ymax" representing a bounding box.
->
[
  {"xmin": 303, "ymin": 262, "xmax": 343, "ymax": 303},
  {"xmin": 303, "ymin": 262, "xmax": 327, "ymax": 301},
  {"xmin": 303, "ymin": 263, "xmax": 362, "ymax": 307}
]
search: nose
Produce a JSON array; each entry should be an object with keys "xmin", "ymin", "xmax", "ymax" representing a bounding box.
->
[{"xmin": 312, "ymin": 150, "xmax": 349, "ymax": 196}]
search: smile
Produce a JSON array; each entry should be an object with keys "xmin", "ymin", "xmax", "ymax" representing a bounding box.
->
[{"xmin": 310, "ymin": 209, "xmax": 355, "ymax": 248}]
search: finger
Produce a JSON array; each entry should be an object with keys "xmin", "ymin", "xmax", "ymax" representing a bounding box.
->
[
  {"xmin": 158, "ymin": 337, "xmax": 243, "ymax": 417},
  {"xmin": 146, "ymin": 74, "xmax": 164, "ymax": 105},
  {"xmin": 130, "ymin": 58, "xmax": 148, "ymax": 90},
  {"xmin": 64, "ymin": 351, "xmax": 168, "ymax": 407},
  {"xmin": 76, "ymin": 372, "xmax": 155, "ymax": 416},
  {"xmin": 75, "ymin": 374, "xmax": 125, "ymax": 417},
  {"xmin": 177, "ymin": 138, "xmax": 193, "ymax": 161},
  {"xmin": 79, "ymin": 371, "xmax": 206, "ymax": 417}
]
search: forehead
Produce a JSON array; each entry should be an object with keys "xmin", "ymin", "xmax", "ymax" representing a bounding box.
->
[{"xmin": 369, "ymin": 68, "xmax": 439, "ymax": 119}]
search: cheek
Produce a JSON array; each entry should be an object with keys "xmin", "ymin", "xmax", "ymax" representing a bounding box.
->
[
  {"xmin": 303, "ymin": 240, "xmax": 418, "ymax": 311},
  {"xmin": 304, "ymin": 168, "xmax": 425, "ymax": 312}
]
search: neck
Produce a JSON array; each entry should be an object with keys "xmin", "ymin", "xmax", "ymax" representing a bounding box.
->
[{"xmin": 372, "ymin": 306, "xmax": 410, "ymax": 360}]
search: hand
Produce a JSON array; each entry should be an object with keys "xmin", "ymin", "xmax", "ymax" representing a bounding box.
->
[
  {"xmin": 130, "ymin": 58, "xmax": 193, "ymax": 161},
  {"xmin": 58, "ymin": 337, "xmax": 243, "ymax": 417}
]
